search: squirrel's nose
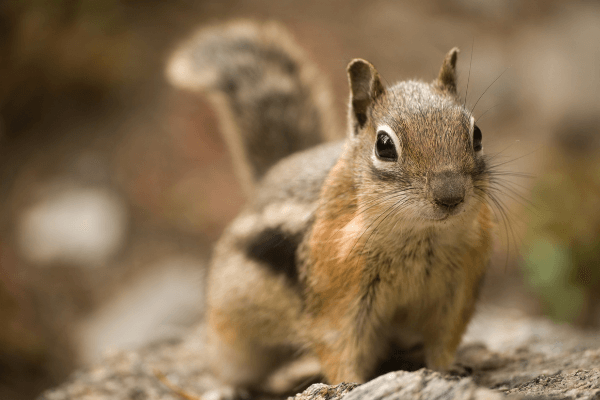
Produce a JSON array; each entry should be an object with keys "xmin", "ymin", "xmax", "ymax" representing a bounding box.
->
[
  {"xmin": 434, "ymin": 193, "xmax": 464, "ymax": 209},
  {"xmin": 430, "ymin": 172, "xmax": 466, "ymax": 210}
]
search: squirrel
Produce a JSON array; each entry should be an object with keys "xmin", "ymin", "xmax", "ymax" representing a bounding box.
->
[{"xmin": 167, "ymin": 20, "xmax": 494, "ymax": 396}]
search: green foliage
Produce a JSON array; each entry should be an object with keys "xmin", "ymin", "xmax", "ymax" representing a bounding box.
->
[{"xmin": 522, "ymin": 132, "xmax": 600, "ymax": 326}]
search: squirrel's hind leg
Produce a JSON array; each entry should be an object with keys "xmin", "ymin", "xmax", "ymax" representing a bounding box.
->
[
  {"xmin": 204, "ymin": 313, "xmax": 287, "ymax": 393},
  {"xmin": 204, "ymin": 233, "xmax": 309, "ymax": 395}
]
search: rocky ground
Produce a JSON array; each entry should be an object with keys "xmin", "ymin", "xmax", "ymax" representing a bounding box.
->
[{"xmin": 39, "ymin": 306, "xmax": 600, "ymax": 400}]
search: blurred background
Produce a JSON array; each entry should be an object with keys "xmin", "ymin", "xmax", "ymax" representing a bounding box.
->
[{"xmin": 0, "ymin": 1, "xmax": 599, "ymax": 399}]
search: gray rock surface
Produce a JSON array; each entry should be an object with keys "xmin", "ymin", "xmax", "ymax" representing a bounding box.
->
[
  {"xmin": 290, "ymin": 370, "xmax": 503, "ymax": 400},
  {"xmin": 287, "ymin": 382, "xmax": 359, "ymax": 400},
  {"xmin": 39, "ymin": 307, "xmax": 600, "ymax": 400}
]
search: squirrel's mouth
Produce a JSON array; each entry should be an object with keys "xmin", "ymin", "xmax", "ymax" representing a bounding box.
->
[{"xmin": 426, "ymin": 200, "xmax": 466, "ymax": 221}]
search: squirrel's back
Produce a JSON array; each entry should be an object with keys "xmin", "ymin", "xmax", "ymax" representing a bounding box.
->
[{"xmin": 167, "ymin": 21, "xmax": 340, "ymax": 195}]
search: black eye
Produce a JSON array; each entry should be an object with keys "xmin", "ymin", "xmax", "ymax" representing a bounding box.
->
[
  {"xmin": 375, "ymin": 131, "xmax": 398, "ymax": 161},
  {"xmin": 473, "ymin": 125, "xmax": 482, "ymax": 152}
]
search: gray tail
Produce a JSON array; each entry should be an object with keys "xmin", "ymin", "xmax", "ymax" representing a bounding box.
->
[{"xmin": 166, "ymin": 21, "xmax": 339, "ymax": 195}]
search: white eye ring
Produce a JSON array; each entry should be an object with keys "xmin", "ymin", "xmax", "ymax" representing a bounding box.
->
[
  {"xmin": 372, "ymin": 125, "xmax": 401, "ymax": 167},
  {"xmin": 469, "ymin": 116, "xmax": 483, "ymax": 152}
]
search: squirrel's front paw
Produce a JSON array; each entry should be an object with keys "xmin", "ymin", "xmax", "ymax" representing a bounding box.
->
[
  {"xmin": 425, "ymin": 347, "xmax": 455, "ymax": 372},
  {"xmin": 425, "ymin": 350, "xmax": 472, "ymax": 377},
  {"xmin": 444, "ymin": 363, "xmax": 473, "ymax": 377}
]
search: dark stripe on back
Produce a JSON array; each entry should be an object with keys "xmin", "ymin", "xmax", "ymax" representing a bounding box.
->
[{"xmin": 246, "ymin": 227, "xmax": 301, "ymax": 285}]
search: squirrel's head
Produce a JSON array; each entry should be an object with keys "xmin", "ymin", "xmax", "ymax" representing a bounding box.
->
[{"xmin": 346, "ymin": 48, "xmax": 488, "ymax": 223}]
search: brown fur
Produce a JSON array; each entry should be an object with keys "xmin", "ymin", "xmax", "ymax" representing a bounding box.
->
[
  {"xmin": 300, "ymin": 131, "xmax": 493, "ymax": 383},
  {"xmin": 168, "ymin": 21, "xmax": 496, "ymax": 397}
]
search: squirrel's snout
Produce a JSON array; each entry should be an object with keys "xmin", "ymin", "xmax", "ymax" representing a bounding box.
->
[
  {"xmin": 434, "ymin": 194, "xmax": 464, "ymax": 209},
  {"xmin": 430, "ymin": 172, "xmax": 466, "ymax": 211}
]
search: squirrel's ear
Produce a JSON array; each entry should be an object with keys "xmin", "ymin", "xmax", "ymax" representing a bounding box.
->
[
  {"xmin": 435, "ymin": 47, "xmax": 459, "ymax": 94},
  {"xmin": 347, "ymin": 59, "xmax": 385, "ymax": 133}
]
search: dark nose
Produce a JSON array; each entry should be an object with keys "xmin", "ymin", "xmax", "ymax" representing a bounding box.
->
[{"xmin": 430, "ymin": 171, "xmax": 466, "ymax": 210}]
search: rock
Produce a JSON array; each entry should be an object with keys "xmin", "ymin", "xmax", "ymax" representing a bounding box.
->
[
  {"xmin": 344, "ymin": 370, "xmax": 503, "ymax": 400},
  {"xmin": 39, "ymin": 308, "xmax": 600, "ymax": 400},
  {"xmin": 287, "ymin": 382, "xmax": 359, "ymax": 400},
  {"xmin": 505, "ymin": 369, "xmax": 600, "ymax": 399},
  {"xmin": 291, "ymin": 371, "xmax": 502, "ymax": 400}
]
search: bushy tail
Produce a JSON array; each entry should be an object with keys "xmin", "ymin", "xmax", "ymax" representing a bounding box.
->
[{"xmin": 166, "ymin": 21, "xmax": 339, "ymax": 195}]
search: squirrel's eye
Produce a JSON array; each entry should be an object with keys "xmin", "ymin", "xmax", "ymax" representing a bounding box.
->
[
  {"xmin": 375, "ymin": 131, "xmax": 398, "ymax": 161},
  {"xmin": 473, "ymin": 125, "xmax": 482, "ymax": 152}
]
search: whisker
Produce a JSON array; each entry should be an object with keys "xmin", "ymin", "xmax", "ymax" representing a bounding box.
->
[
  {"xmin": 487, "ymin": 171, "xmax": 534, "ymax": 179},
  {"xmin": 352, "ymin": 200, "xmax": 413, "ymax": 274},
  {"xmin": 474, "ymin": 103, "xmax": 500, "ymax": 125},
  {"xmin": 322, "ymin": 191, "xmax": 409, "ymax": 245},
  {"xmin": 361, "ymin": 197, "xmax": 412, "ymax": 259},
  {"xmin": 463, "ymin": 37, "xmax": 474, "ymax": 109},
  {"xmin": 488, "ymin": 179, "xmax": 535, "ymax": 205},
  {"xmin": 345, "ymin": 192, "xmax": 413, "ymax": 262},
  {"xmin": 488, "ymin": 189, "xmax": 523, "ymax": 271},
  {"xmin": 471, "ymin": 66, "xmax": 510, "ymax": 114},
  {"xmin": 486, "ymin": 145, "xmax": 544, "ymax": 169},
  {"xmin": 484, "ymin": 140, "xmax": 523, "ymax": 164}
]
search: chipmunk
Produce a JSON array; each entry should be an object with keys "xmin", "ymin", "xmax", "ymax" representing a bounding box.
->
[{"xmin": 167, "ymin": 21, "xmax": 494, "ymax": 396}]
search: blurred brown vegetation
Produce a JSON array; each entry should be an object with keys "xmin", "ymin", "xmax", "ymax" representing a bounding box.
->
[{"xmin": 0, "ymin": 1, "xmax": 599, "ymax": 399}]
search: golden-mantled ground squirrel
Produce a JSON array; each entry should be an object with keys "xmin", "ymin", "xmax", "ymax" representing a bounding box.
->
[{"xmin": 167, "ymin": 20, "xmax": 494, "ymax": 396}]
